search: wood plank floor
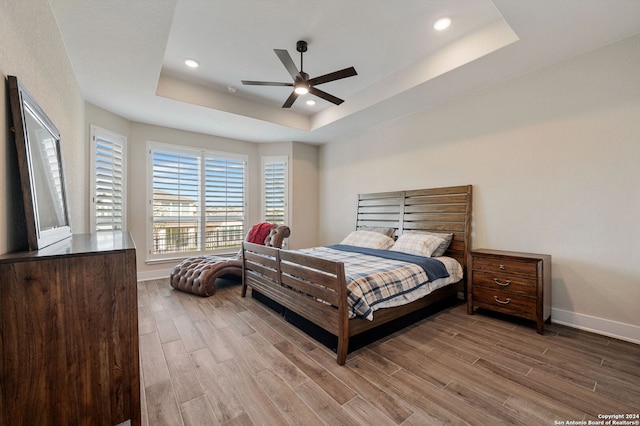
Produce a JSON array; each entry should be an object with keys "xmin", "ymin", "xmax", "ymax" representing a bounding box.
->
[{"xmin": 138, "ymin": 278, "xmax": 640, "ymax": 425}]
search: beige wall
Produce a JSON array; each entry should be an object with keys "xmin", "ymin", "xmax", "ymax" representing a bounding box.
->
[
  {"xmin": 0, "ymin": 0, "xmax": 86, "ymax": 254},
  {"xmin": 291, "ymin": 142, "xmax": 319, "ymax": 249},
  {"xmin": 318, "ymin": 34, "xmax": 640, "ymax": 340},
  {"xmin": 86, "ymin": 102, "xmax": 132, "ymax": 138}
]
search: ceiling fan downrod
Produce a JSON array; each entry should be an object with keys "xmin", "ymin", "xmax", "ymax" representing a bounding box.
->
[{"xmin": 297, "ymin": 40, "xmax": 307, "ymax": 76}]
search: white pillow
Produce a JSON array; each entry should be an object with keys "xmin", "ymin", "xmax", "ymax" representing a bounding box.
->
[
  {"xmin": 390, "ymin": 233, "xmax": 445, "ymax": 257},
  {"xmin": 340, "ymin": 230, "xmax": 395, "ymax": 250},
  {"xmin": 409, "ymin": 231, "xmax": 454, "ymax": 257}
]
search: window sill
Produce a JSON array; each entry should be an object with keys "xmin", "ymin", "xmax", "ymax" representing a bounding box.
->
[{"xmin": 145, "ymin": 251, "xmax": 238, "ymax": 265}]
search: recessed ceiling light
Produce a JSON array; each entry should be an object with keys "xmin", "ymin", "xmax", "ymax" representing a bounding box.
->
[
  {"xmin": 306, "ymin": 99, "xmax": 316, "ymax": 106},
  {"xmin": 434, "ymin": 17, "xmax": 451, "ymax": 31},
  {"xmin": 184, "ymin": 58, "xmax": 199, "ymax": 68}
]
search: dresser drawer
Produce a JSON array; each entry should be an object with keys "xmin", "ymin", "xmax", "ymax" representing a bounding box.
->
[
  {"xmin": 472, "ymin": 256, "xmax": 538, "ymax": 278},
  {"xmin": 472, "ymin": 286, "xmax": 537, "ymax": 319},
  {"xmin": 472, "ymin": 271, "xmax": 537, "ymax": 296}
]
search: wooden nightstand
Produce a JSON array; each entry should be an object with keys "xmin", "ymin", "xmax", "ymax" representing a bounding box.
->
[{"xmin": 467, "ymin": 249, "xmax": 551, "ymax": 334}]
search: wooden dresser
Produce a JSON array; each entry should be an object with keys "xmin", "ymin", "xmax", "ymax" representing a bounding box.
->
[
  {"xmin": 467, "ymin": 249, "xmax": 551, "ymax": 334},
  {"xmin": 0, "ymin": 232, "xmax": 140, "ymax": 426}
]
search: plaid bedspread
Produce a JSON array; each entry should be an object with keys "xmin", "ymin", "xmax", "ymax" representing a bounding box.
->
[{"xmin": 296, "ymin": 245, "xmax": 448, "ymax": 320}]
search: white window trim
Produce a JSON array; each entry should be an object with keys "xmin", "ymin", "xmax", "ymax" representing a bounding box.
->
[
  {"xmin": 89, "ymin": 124, "xmax": 127, "ymax": 232},
  {"xmin": 146, "ymin": 141, "xmax": 248, "ymax": 262}
]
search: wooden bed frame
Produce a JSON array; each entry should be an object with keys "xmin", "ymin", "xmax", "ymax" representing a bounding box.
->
[{"xmin": 241, "ymin": 185, "xmax": 472, "ymax": 365}]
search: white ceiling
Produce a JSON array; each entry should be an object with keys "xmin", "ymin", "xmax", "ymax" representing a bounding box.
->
[{"xmin": 49, "ymin": 0, "xmax": 640, "ymax": 144}]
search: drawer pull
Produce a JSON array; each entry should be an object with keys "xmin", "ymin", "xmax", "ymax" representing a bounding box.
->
[
  {"xmin": 493, "ymin": 278, "xmax": 511, "ymax": 286},
  {"xmin": 493, "ymin": 296, "xmax": 511, "ymax": 305},
  {"xmin": 499, "ymin": 264, "xmax": 505, "ymax": 270}
]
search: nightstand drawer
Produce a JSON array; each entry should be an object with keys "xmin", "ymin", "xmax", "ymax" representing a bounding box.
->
[
  {"xmin": 472, "ymin": 256, "xmax": 538, "ymax": 278},
  {"xmin": 472, "ymin": 271, "xmax": 537, "ymax": 295},
  {"xmin": 472, "ymin": 286, "xmax": 537, "ymax": 318}
]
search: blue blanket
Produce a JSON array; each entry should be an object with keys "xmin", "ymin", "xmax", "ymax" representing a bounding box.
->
[{"xmin": 327, "ymin": 244, "xmax": 450, "ymax": 281}]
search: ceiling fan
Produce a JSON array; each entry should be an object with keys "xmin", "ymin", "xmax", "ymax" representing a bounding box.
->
[{"xmin": 241, "ymin": 40, "xmax": 357, "ymax": 108}]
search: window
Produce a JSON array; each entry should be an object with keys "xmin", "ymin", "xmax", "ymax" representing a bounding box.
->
[
  {"xmin": 90, "ymin": 125, "xmax": 126, "ymax": 231},
  {"xmin": 148, "ymin": 142, "xmax": 246, "ymax": 259},
  {"xmin": 262, "ymin": 156, "xmax": 288, "ymax": 225}
]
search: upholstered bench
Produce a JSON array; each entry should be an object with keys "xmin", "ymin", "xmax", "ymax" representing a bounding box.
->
[{"xmin": 169, "ymin": 224, "xmax": 290, "ymax": 296}]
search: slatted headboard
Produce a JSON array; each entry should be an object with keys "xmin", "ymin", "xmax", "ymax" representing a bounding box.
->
[{"xmin": 355, "ymin": 185, "xmax": 473, "ymax": 271}]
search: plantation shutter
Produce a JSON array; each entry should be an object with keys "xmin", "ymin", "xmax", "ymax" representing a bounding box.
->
[
  {"xmin": 91, "ymin": 125, "xmax": 126, "ymax": 231},
  {"xmin": 262, "ymin": 156, "xmax": 288, "ymax": 225},
  {"xmin": 204, "ymin": 156, "xmax": 246, "ymax": 250},
  {"xmin": 147, "ymin": 142, "xmax": 246, "ymax": 259},
  {"xmin": 151, "ymin": 148, "xmax": 201, "ymax": 254}
]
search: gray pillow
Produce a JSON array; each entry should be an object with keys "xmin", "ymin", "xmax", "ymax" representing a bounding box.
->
[{"xmin": 360, "ymin": 226, "xmax": 395, "ymax": 238}]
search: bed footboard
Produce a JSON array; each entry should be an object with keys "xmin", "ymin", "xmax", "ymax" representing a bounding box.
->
[{"xmin": 241, "ymin": 242, "xmax": 351, "ymax": 364}]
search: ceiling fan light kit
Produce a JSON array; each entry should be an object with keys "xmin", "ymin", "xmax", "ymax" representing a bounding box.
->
[
  {"xmin": 294, "ymin": 82, "xmax": 309, "ymax": 95},
  {"xmin": 241, "ymin": 40, "xmax": 357, "ymax": 108}
]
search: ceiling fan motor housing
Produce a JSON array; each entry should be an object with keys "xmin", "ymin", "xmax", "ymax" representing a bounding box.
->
[{"xmin": 296, "ymin": 40, "xmax": 308, "ymax": 53}]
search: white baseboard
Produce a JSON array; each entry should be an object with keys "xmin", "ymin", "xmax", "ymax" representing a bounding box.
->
[
  {"xmin": 137, "ymin": 268, "xmax": 173, "ymax": 282},
  {"xmin": 551, "ymin": 307, "xmax": 640, "ymax": 345}
]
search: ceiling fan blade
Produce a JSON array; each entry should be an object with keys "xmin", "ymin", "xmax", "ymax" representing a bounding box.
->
[
  {"xmin": 309, "ymin": 86, "xmax": 344, "ymax": 105},
  {"xmin": 274, "ymin": 49, "xmax": 302, "ymax": 81},
  {"xmin": 307, "ymin": 66, "xmax": 357, "ymax": 86},
  {"xmin": 282, "ymin": 90, "xmax": 299, "ymax": 108},
  {"xmin": 241, "ymin": 80, "xmax": 293, "ymax": 86}
]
